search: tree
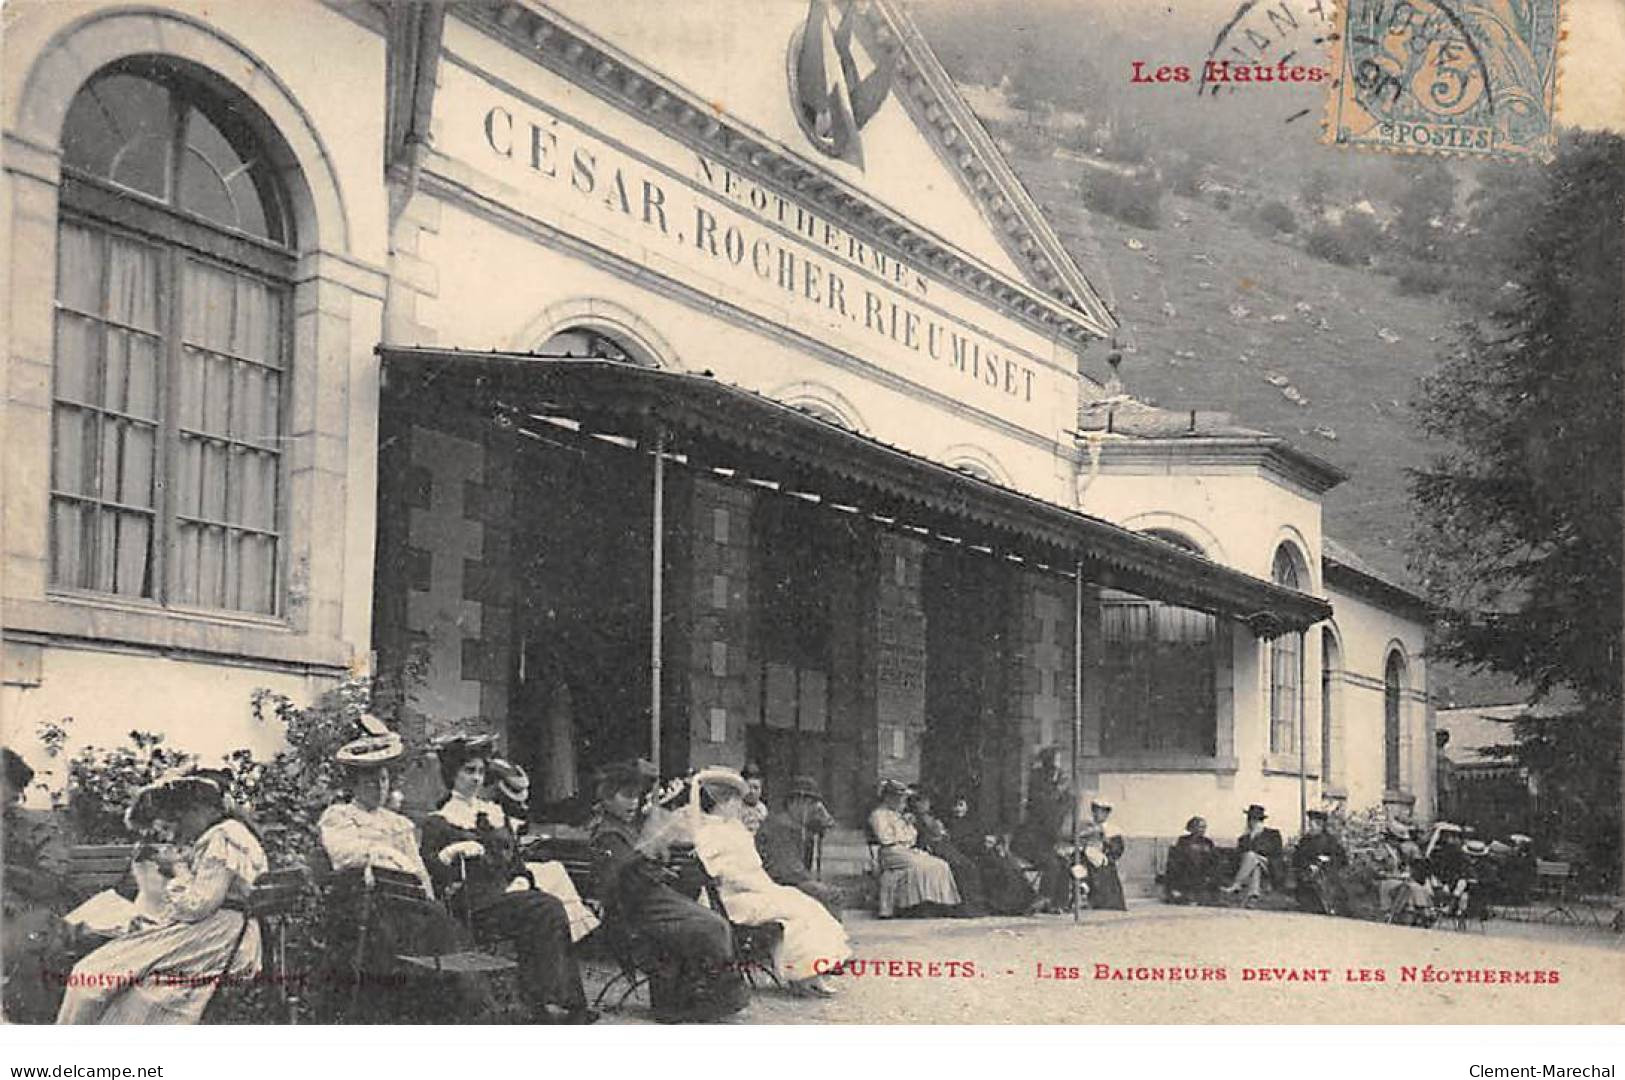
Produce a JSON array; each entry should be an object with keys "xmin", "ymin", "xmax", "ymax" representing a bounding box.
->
[{"xmin": 1409, "ymin": 132, "xmax": 1624, "ymax": 884}]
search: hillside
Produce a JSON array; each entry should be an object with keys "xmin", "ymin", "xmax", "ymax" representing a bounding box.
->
[{"xmin": 1013, "ymin": 142, "xmax": 1458, "ymax": 586}]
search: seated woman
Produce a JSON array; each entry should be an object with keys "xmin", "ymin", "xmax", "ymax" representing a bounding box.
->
[
  {"xmin": 691, "ymin": 768, "xmax": 850, "ymax": 996},
  {"xmin": 946, "ymin": 795, "xmax": 1037, "ymax": 916},
  {"xmin": 58, "ymin": 771, "xmax": 267, "ymax": 1024},
  {"xmin": 317, "ymin": 726, "xmax": 496, "ymax": 1021},
  {"xmin": 419, "ymin": 734, "xmax": 594, "ymax": 1024},
  {"xmin": 1374, "ymin": 820, "xmax": 1431, "ymax": 922},
  {"xmin": 589, "ymin": 759, "xmax": 749, "ymax": 1023},
  {"xmin": 1077, "ymin": 798, "xmax": 1127, "ymax": 911},
  {"xmin": 868, "ymin": 780, "xmax": 961, "ymax": 918},
  {"xmin": 908, "ymin": 789, "xmax": 986, "ymax": 916},
  {"xmin": 3, "ymin": 747, "xmax": 72, "ymax": 1023},
  {"xmin": 484, "ymin": 757, "xmax": 599, "ymax": 943},
  {"xmin": 1163, "ymin": 816, "xmax": 1221, "ymax": 904}
]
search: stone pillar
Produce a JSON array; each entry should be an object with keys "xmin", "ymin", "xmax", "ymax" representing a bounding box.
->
[
  {"xmin": 681, "ymin": 476, "xmax": 755, "ymax": 773},
  {"xmin": 1009, "ymin": 570, "xmax": 1074, "ymax": 825},
  {"xmin": 872, "ymin": 533, "xmax": 926, "ymax": 786}
]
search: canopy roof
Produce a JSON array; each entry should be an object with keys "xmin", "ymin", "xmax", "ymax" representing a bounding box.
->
[{"xmin": 380, "ymin": 347, "xmax": 1331, "ymax": 636}]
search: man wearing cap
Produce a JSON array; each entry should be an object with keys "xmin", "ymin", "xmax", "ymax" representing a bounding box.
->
[
  {"xmin": 1220, "ymin": 804, "xmax": 1284, "ymax": 905},
  {"xmin": 589, "ymin": 759, "xmax": 748, "ymax": 1023},
  {"xmin": 755, "ymin": 775, "xmax": 843, "ymax": 917},
  {"xmin": 1289, "ymin": 810, "xmax": 1348, "ymax": 915}
]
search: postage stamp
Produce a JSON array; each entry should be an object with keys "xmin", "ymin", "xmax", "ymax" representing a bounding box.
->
[{"xmin": 1323, "ymin": 0, "xmax": 1563, "ymax": 158}]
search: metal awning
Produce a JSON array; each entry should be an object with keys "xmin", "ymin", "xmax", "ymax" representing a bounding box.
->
[{"xmin": 379, "ymin": 347, "xmax": 1331, "ymax": 635}]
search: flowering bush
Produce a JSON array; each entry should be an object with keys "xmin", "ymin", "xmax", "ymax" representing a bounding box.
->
[{"xmin": 51, "ymin": 726, "xmax": 200, "ymax": 843}]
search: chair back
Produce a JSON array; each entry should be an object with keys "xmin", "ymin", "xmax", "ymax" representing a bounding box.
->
[
  {"xmin": 67, "ymin": 844, "xmax": 136, "ymax": 896},
  {"xmin": 1534, "ymin": 859, "xmax": 1571, "ymax": 882},
  {"xmin": 247, "ymin": 868, "xmax": 308, "ymax": 920}
]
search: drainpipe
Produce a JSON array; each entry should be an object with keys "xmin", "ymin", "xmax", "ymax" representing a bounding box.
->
[{"xmin": 1072, "ymin": 560, "xmax": 1084, "ymax": 923}]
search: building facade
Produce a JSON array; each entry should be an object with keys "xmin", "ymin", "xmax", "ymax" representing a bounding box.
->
[{"xmin": 2, "ymin": 0, "xmax": 1433, "ymax": 866}]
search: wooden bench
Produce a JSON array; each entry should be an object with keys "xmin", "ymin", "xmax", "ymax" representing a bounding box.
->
[{"xmin": 66, "ymin": 843, "xmax": 137, "ymax": 898}]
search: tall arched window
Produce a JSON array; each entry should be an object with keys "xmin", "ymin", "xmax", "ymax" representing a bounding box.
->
[
  {"xmin": 1268, "ymin": 545, "xmax": 1303, "ymax": 755},
  {"xmin": 52, "ymin": 62, "xmax": 294, "ymax": 614},
  {"xmin": 1384, "ymin": 650, "xmax": 1407, "ymax": 791}
]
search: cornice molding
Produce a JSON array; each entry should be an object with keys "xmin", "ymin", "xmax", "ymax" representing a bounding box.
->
[
  {"xmin": 453, "ymin": 0, "xmax": 1112, "ymax": 351},
  {"xmin": 1085, "ymin": 437, "xmax": 1346, "ymax": 496}
]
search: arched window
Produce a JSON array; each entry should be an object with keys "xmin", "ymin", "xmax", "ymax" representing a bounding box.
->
[
  {"xmin": 1384, "ymin": 650, "xmax": 1407, "ymax": 791},
  {"xmin": 540, "ymin": 328, "xmax": 648, "ymax": 366},
  {"xmin": 1268, "ymin": 545, "xmax": 1303, "ymax": 755},
  {"xmin": 51, "ymin": 63, "xmax": 294, "ymax": 614}
]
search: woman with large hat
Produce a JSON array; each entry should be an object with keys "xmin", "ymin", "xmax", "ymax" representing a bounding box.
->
[
  {"xmin": 316, "ymin": 721, "xmax": 497, "ymax": 1021},
  {"xmin": 57, "ymin": 770, "xmax": 268, "ymax": 1024},
  {"xmin": 419, "ymin": 733, "xmax": 594, "ymax": 1024},
  {"xmin": 867, "ymin": 779, "xmax": 962, "ymax": 917},
  {"xmin": 691, "ymin": 768, "xmax": 850, "ymax": 996}
]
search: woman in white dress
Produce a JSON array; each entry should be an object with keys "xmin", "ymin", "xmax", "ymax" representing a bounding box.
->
[
  {"xmin": 690, "ymin": 768, "xmax": 849, "ymax": 997},
  {"xmin": 58, "ymin": 771, "xmax": 267, "ymax": 1025},
  {"xmin": 868, "ymin": 780, "xmax": 961, "ymax": 917}
]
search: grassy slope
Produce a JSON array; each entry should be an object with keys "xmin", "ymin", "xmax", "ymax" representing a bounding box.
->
[{"xmin": 1007, "ymin": 146, "xmax": 1460, "ymax": 587}]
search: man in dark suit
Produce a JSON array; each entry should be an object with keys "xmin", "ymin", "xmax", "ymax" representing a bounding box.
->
[
  {"xmin": 1290, "ymin": 809, "xmax": 1349, "ymax": 914},
  {"xmin": 754, "ymin": 775, "xmax": 843, "ymax": 917},
  {"xmin": 1221, "ymin": 804, "xmax": 1284, "ymax": 905}
]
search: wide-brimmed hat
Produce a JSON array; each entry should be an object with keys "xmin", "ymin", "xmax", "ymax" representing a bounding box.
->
[
  {"xmin": 693, "ymin": 766, "xmax": 749, "ymax": 799},
  {"xmin": 1306, "ymin": 808, "xmax": 1329, "ymax": 822},
  {"xmin": 1509, "ymin": 833, "xmax": 1533, "ymax": 845},
  {"xmin": 787, "ymin": 774, "xmax": 823, "ymax": 801},
  {"xmin": 1090, "ymin": 797, "xmax": 1114, "ymax": 812},
  {"xmin": 488, "ymin": 758, "xmax": 530, "ymax": 805},
  {"xmin": 335, "ymin": 731, "xmax": 404, "ymax": 767},
  {"xmin": 878, "ymin": 778, "xmax": 909, "ymax": 798},
  {"xmin": 1244, "ymin": 803, "xmax": 1268, "ymax": 820},
  {"xmin": 123, "ymin": 770, "xmax": 229, "ymax": 832},
  {"xmin": 1463, "ymin": 840, "xmax": 1490, "ymax": 856},
  {"xmin": 431, "ymin": 732, "xmax": 497, "ymax": 788}
]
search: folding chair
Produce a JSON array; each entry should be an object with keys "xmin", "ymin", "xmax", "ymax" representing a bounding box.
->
[
  {"xmin": 214, "ymin": 867, "xmax": 308, "ymax": 1024},
  {"xmin": 1534, "ymin": 859, "xmax": 1579, "ymax": 924},
  {"xmin": 702, "ymin": 877, "xmax": 784, "ymax": 991}
]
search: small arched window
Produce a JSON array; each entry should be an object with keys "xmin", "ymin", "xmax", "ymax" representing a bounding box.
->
[
  {"xmin": 1268, "ymin": 545, "xmax": 1303, "ymax": 754},
  {"xmin": 51, "ymin": 63, "xmax": 295, "ymax": 614},
  {"xmin": 1384, "ymin": 650, "xmax": 1407, "ymax": 791}
]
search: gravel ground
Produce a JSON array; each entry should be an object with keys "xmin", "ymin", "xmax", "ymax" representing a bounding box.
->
[{"xmin": 582, "ymin": 902, "xmax": 1624, "ymax": 1025}]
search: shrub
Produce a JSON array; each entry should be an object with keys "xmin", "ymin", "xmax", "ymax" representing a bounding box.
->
[
  {"xmin": 1080, "ymin": 168, "xmax": 1164, "ymax": 230},
  {"xmin": 1257, "ymin": 199, "xmax": 1298, "ymax": 235},
  {"xmin": 1164, "ymin": 154, "xmax": 1208, "ymax": 198},
  {"xmin": 1393, "ymin": 259, "xmax": 1454, "ymax": 296},
  {"xmin": 57, "ymin": 727, "xmax": 200, "ymax": 843},
  {"xmin": 1306, "ymin": 214, "xmax": 1381, "ymax": 267}
]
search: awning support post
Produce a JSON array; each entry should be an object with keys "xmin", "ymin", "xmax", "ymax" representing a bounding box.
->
[
  {"xmin": 1072, "ymin": 560, "xmax": 1084, "ymax": 924},
  {"xmin": 650, "ymin": 426, "xmax": 666, "ymax": 775},
  {"xmin": 1297, "ymin": 628, "xmax": 1308, "ymax": 835}
]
